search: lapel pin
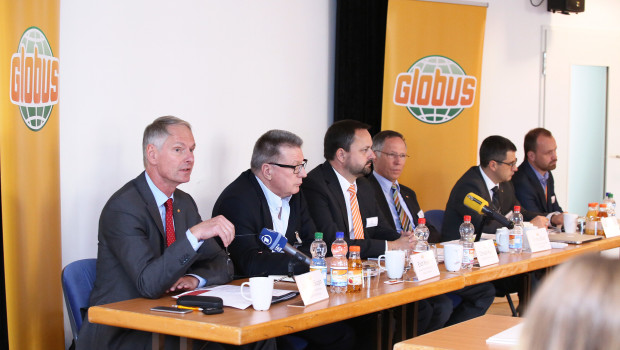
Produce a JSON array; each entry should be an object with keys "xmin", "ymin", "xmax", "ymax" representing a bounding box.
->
[{"xmin": 177, "ymin": 209, "xmax": 181, "ymax": 213}]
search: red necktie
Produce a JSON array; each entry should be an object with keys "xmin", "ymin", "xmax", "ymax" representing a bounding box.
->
[{"xmin": 164, "ymin": 198, "xmax": 175, "ymax": 246}]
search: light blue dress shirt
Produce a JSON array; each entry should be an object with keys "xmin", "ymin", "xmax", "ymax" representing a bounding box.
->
[{"xmin": 145, "ymin": 172, "xmax": 206, "ymax": 287}]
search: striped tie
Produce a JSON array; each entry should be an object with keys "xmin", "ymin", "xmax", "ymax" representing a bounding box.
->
[
  {"xmin": 392, "ymin": 183, "xmax": 413, "ymax": 232},
  {"xmin": 348, "ymin": 184, "xmax": 365, "ymax": 240}
]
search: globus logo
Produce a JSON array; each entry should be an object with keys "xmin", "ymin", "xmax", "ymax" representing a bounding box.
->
[
  {"xmin": 9, "ymin": 27, "xmax": 59, "ymax": 131},
  {"xmin": 393, "ymin": 56, "xmax": 476, "ymax": 124}
]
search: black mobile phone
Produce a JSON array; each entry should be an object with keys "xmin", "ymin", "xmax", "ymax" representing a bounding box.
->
[
  {"xmin": 202, "ymin": 307, "xmax": 224, "ymax": 315},
  {"xmin": 150, "ymin": 306, "xmax": 192, "ymax": 314}
]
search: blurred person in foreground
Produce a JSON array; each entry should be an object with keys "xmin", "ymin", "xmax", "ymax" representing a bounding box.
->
[{"xmin": 519, "ymin": 254, "xmax": 620, "ymax": 350}]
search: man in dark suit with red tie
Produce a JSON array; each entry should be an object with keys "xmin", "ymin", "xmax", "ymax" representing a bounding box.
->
[
  {"xmin": 78, "ymin": 116, "xmax": 274, "ymax": 350},
  {"xmin": 512, "ymin": 128, "xmax": 564, "ymax": 227}
]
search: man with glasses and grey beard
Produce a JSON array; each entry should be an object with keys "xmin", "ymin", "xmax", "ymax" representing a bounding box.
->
[{"xmin": 212, "ymin": 129, "xmax": 355, "ymax": 350}]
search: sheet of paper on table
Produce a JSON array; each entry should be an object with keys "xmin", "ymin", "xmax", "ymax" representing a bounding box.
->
[{"xmin": 174, "ymin": 285, "xmax": 297, "ymax": 309}]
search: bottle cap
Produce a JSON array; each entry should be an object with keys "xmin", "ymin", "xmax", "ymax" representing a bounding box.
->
[
  {"xmin": 418, "ymin": 218, "xmax": 426, "ymax": 224},
  {"xmin": 514, "ymin": 206, "xmax": 520, "ymax": 212},
  {"xmin": 589, "ymin": 202, "xmax": 599, "ymax": 207},
  {"xmin": 600, "ymin": 203, "xmax": 607, "ymax": 208},
  {"xmin": 610, "ymin": 193, "xmax": 614, "ymax": 199},
  {"xmin": 464, "ymin": 215, "xmax": 471, "ymax": 222},
  {"xmin": 314, "ymin": 232, "xmax": 323, "ymax": 240},
  {"xmin": 335, "ymin": 231, "xmax": 344, "ymax": 239},
  {"xmin": 349, "ymin": 246, "xmax": 360, "ymax": 252}
]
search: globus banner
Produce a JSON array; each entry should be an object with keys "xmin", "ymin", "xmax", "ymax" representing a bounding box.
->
[
  {"xmin": 381, "ymin": 0, "xmax": 487, "ymax": 211},
  {"xmin": 0, "ymin": 0, "xmax": 63, "ymax": 348}
]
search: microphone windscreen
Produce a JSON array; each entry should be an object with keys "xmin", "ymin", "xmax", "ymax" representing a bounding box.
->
[
  {"xmin": 259, "ymin": 228, "xmax": 287, "ymax": 253},
  {"xmin": 463, "ymin": 192, "xmax": 489, "ymax": 214}
]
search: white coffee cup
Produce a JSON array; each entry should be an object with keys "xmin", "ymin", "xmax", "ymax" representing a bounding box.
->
[
  {"xmin": 563, "ymin": 213, "xmax": 579, "ymax": 233},
  {"xmin": 496, "ymin": 227, "xmax": 510, "ymax": 253},
  {"xmin": 240, "ymin": 277, "xmax": 273, "ymax": 311},
  {"xmin": 443, "ymin": 243, "xmax": 463, "ymax": 272},
  {"xmin": 378, "ymin": 250, "xmax": 406, "ymax": 279}
]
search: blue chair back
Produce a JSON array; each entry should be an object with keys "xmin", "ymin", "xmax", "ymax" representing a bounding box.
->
[
  {"xmin": 424, "ymin": 209, "xmax": 445, "ymax": 233},
  {"xmin": 61, "ymin": 258, "xmax": 97, "ymax": 342}
]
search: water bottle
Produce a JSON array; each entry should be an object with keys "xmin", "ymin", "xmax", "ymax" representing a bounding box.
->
[
  {"xmin": 310, "ymin": 232, "xmax": 328, "ymax": 285},
  {"xmin": 460, "ymin": 215, "xmax": 475, "ymax": 269},
  {"xmin": 509, "ymin": 206, "xmax": 523, "ymax": 253},
  {"xmin": 413, "ymin": 218, "xmax": 430, "ymax": 253},
  {"xmin": 604, "ymin": 193, "xmax": 616, "ymax": 216},
  {"xmin": 347, "ymin": 246, "xmax": 362, "ymax": 293},
  {"xmin": 330, "ymin": 232, "xmax": 348, "ymax": 294}
]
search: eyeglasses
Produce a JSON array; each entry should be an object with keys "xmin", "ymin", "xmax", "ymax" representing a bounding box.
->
[
  {"xmin": 493, "ymin": 159, "xmax": 518, "ymax": 167},
  {"xmin": 374, "ymin": 150, "xmax": 409, "ymax": 160},
  {"xmin": 268, "ymin": 159, "xmax": 308, "ymax": 174}
]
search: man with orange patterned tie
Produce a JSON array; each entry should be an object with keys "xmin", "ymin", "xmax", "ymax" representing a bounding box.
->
[
  {"xmin": 303, "ymin": 120, "xmax": 443, "ymax": 342},
  {"xmin": 302, "ymin": 120, "xmax": 412, "ymax": 258}
]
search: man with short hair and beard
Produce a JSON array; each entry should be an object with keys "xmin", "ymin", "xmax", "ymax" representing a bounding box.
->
[
  {"xmin": 512, "ymin": 128, "xmax": 564, "ymax": 227},
  {"xmin": 302, "ymin": 120, "xmax": 434, "ymax": 347},
  {"xmin": 302, "ymin": 120, "xmax": 412, "ymax": 258}
]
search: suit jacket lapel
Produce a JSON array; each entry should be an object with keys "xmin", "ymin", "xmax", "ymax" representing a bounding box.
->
[
  {"xmin": 286, "ymin": 196, "xmax": 299, "ymax": 243},
  {"xmin": 369, "ymin": 174, "xmax": 396, "ymax": 230},
  {"xmin": 247, "ymin": 172, "xmax": 275, "ymax": 231},
  {"xmin": 322, "ymin": 162, "xmax": 350, "ymax": 232},
  {"xmin": 524, "ymin": 163, "xmax": 548, "ymax": 211},
  {"xmin": 134, "ymin": 172, "xmax": 166, "ymax": 239}
]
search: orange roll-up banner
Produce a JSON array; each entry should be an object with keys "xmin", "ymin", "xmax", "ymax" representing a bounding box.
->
[
  {"xmin": 381, "ymin": 0, "xmax": 487, "ymax": 211},
  {"xmin": 1, "ymin": 0, "xmax": 63, "ymax": 348}
]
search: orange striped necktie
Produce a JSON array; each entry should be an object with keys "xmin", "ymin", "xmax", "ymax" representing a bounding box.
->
[
  {"xmin": 348, "ymin": 184, "xmax": 365, "ymax": 239},
  {"xmin": 391, "ymin": 182, "xmax": 413, "ymax": 232}
]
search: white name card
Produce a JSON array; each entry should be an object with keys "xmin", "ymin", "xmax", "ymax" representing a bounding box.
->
[
  {"xmin": 474, "ymin": 239, "xmax": 499, "ymax": 267},
  {"xmin": 525, "ymin": 228, "xmax": 552, "ymax": 253},
  {"xmin": 294, "ymin": 270, "xmax": 329, "ymax": 306},
  {"xmin": 602, "ymin": 217, "xmax": 620, "ymax": 238},
  {"xmin": 411, "ymin": 250, "xmax": 440, "ymax": 281}
]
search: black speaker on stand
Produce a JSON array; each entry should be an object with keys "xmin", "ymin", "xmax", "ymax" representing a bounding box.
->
[{"xmin": 548, "ymin": 0, "xmax": 585, "ymax": 14}]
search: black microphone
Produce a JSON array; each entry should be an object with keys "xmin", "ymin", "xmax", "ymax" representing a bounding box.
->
[
  {"xmin": 463, "ymin": 192, "xmax": 515, "ymax": 229},
  {"xmin": 259, "ymin": 228, "xmax": 311, "ymax": 266}
]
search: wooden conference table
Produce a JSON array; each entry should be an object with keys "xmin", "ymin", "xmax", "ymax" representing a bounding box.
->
[
  {"xmin": 88, "ymin": 236, "xmax": 620, "ymax": 349},
  {"xmin": 394, "ymin": 314, "xmax": 522, "ymax": 350}
]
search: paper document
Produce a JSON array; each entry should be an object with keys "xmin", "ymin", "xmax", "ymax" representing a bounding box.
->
[
  {"xmin": 174, "ymin": 285, "xmax": 297, "ymax": 310},
  {"xmin": 485, "ymin": 322, "xmax": 524, "ymax": 345}
]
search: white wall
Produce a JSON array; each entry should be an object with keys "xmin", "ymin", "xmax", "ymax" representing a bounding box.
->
[{"xmin": 58, "ymin": 0, "xmax": 620, "ymax": 347}]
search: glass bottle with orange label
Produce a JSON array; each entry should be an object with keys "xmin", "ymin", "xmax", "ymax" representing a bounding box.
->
[
  {"xmin": 585, "ymin": 202, "xmax": 600, "ymax": 235},
  {"xmin": 347, "ymin": 246, "xmax": 362, "ymax": 293}
]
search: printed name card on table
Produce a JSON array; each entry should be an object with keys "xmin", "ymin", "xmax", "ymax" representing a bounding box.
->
[
  {"xmin": 294, "ymin": 270, "xmax": 329, "ymax": 306},
  {"xmin": 602, "ymin": 217, "xmax": 620, "ymax": 238},
  {"xmin": 525, "ymin": 228, "xmax": 552, "ymax": 252},
  {"xmin": 411, "ymin": 250, "xmax": 440, "ymax": 281},
  {"xmin": 474, "ymin": 239, "xmax": 499, "ymax": 267}
]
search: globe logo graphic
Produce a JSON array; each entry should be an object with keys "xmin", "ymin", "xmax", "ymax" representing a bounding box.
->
[
  {"xmin": 10, "ymin": 27, "xmax": 59, "ymax": 131},
  {"xmin": 395, "ymin": 55, "xmax": 476, "ymax": 125}
]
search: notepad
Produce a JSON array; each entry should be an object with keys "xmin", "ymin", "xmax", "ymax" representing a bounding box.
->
[{"xmin": 485, "ymin": 322, "xmax": 523, "ymax": 346}]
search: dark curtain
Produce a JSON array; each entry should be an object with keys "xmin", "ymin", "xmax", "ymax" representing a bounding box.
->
[{"xmin": 334, "ymin": 0, "xmax": 389, "ymax": 136}]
